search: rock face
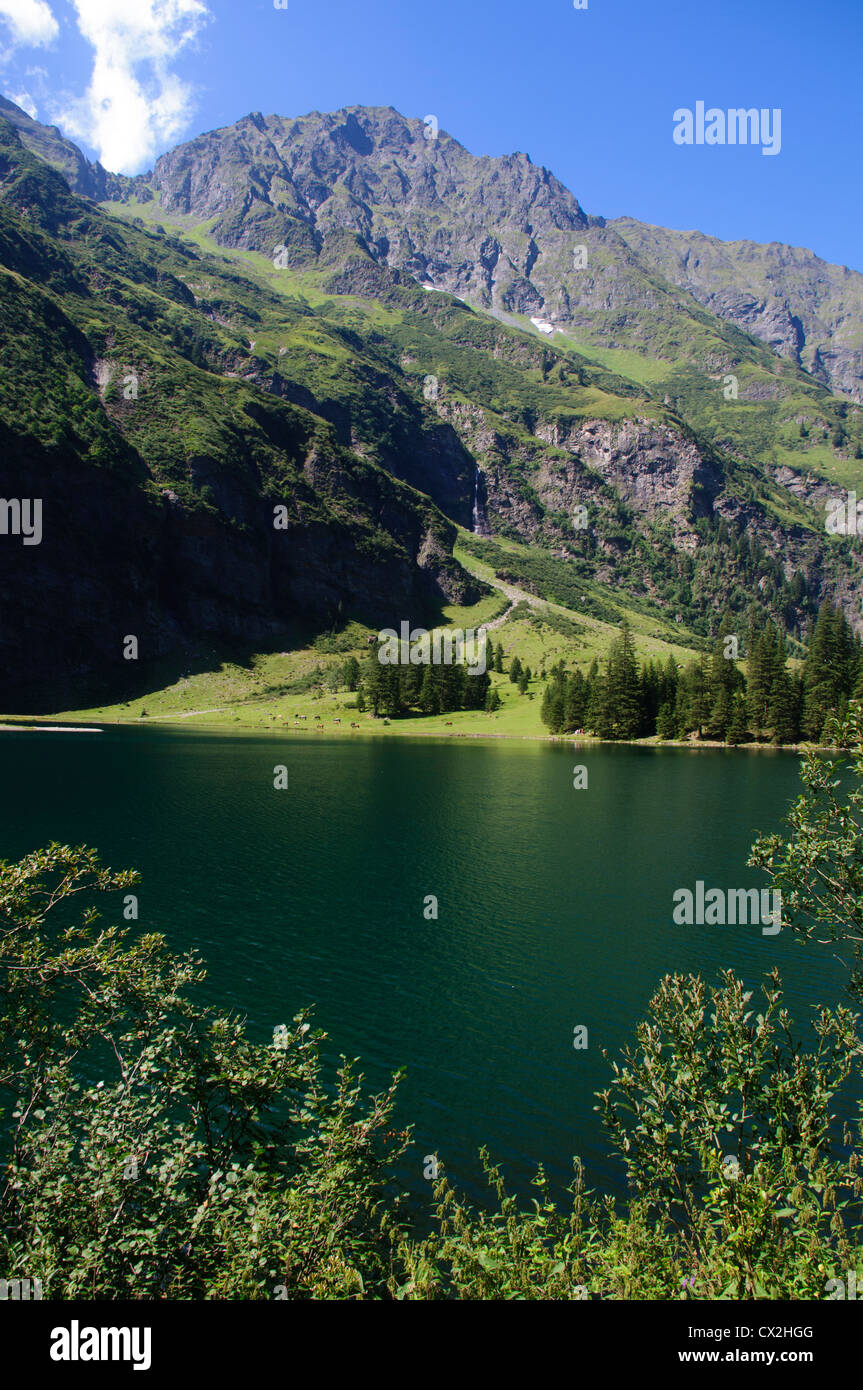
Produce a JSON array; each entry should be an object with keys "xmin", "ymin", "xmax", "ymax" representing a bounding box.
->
[
  {"xmin": 611, "ymin": 218, "xmax": 863, "ymax": 401},
  {"xmin": 538, "ymin": 417, "xmax": 722, "ymax": 545},
  {"xmin": 131, "ymin": 105, "xmax": 714, "ymax": 366},
  {"xmin": 0, "ymin": 421, "xmax": 477, "ymax": 709},
  {"xmin": 432, "ymin": 397, "xmax": 724, "ymax": 556},
  {"xmin": 137, "ymin": 106, "xmax": 598, "ymax": 302},
  {"xmin": 116, "ymin": 104, "xmax": 863, "ymax": 400}
]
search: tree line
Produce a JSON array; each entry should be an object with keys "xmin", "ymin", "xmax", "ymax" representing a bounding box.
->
[
  {"xmin": 358, "ymin": 653, "xmax": 494, "ymax": 717},
  {"xmin": 349, "ymin": 638, "xmax": 539, "ymax": 718},
  {"xmin": 541, "ymin": 602, "xmax": 861, "ymax": 744}
]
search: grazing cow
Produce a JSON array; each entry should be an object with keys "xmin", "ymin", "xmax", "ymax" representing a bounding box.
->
[
  {"xmin": 333, "ymin": 719, "xmax": 341, "ymax": 725},
  {"xmin": 445, "ymin": 721, "xmax": 453, "ymax": 726}
]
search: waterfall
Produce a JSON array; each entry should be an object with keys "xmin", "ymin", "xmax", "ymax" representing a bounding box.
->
[{"xmin": 472, "ymin": 469, "xmax": 490, "ymax": 536}]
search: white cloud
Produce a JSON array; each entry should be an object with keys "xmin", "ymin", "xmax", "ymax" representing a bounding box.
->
[
  {"xmin": 0, "ymin": 0, "xmax": 58, "ymax": 48},
  {"xmin": 9, "ymin": 88, "xmax": 38, "ymax": 116},
  {"xmin": 56, "ymin": 0, "xmax": 210, "ymax": 174}
]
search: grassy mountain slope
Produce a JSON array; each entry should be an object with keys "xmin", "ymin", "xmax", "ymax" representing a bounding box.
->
[
  {"xmin": 0, "ymin": 120, "xmax": 480, "ymax": 708},
  {"xmin": 612, "ymin": 216, "xmax": 863, "ymax": 403},
  {"xmin": 114, "ymin": 104, "xmax": 863, "ymax": 489},
  {"xmin": 99, "ymin": 189, "xmax": 863, "ymax": 647},
  {"xmin": 3, "ymin": 101, "xmax": 863, "ymax": 718},
  {"xmin": 0, "ymin": 94, "xmax": 136, "ymax": 203}
]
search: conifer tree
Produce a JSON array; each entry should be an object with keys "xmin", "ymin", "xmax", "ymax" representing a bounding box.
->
[
  {"xmin": 586, "ymin": 671, "xmax": 610, "ymax": 737},
  {"xmin": 705, "ymin": 683, "xmax": 733, "ymax": 740},
  {"xmin": 656, "ymin": 702, "xmax": 676, "ymax": 739},
  {"xmin": 769, "ymin": 668, "xmax": 798, "ymax": 745},
  {"xmin": 419, "ymin": 665, "xmax": 438, "ymax": 715},
  {"xmin": 400, "ymin": 664, "xmax": 423, "ymax": 710},
  {"xmin": 660, "ymin": 655, "xmax": 680, "ymax": 712},
  {"xmin": 565, "ymin": 669, "xmax": 588, "ymax": 731},
  {"xmin": 726, "ymin": 693, "xmax": 749, "ymax": 746},
  {"xmin": 676, "ymin": 657, "xmax": 710, "ymax": 738},
  {"xmin": 603, "ymin": 619, "xmax": 641, "ymax": 738},
  {"xmin": 463, "ymin": 667, "xmax": 490, "ymax": 710},
  {"xmin": 541, "ymin": 678, "xmax": 565, "ymax": 733},
  {"xmin": 639, "ymin": 660, "xmax": 662, "ymax": 737},
  {"xmin": 440, "ymin": 663, "xmax": 465, "ymax": 714},
  {"xmin": 746, "ymin": 626, "xmax": 778, "ymax": 737},
  {"xmin": 803, "ymin": 602, "xmax": 856, "ymax": 740}
]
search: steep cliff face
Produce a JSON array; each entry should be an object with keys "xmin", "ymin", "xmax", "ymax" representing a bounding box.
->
[
  {"xmin": 535, "ymin": 417, "xmax": 722, "ymax": 544},
  {"xmin": 611, "ymin": 218, "xmax": 863, "ymax": 402},
  {"xmin": 244, "ymin": 359, "xmax": 479, "ymax": 530},
  {"xmin": 436, "ymin": 395, "xmax": 725, "ymax": 562},
  {"xmin": 0, "ymin": 121, "xmax": 480, "ymax": 707},
  {"xmin": 0, "ymin": 423, "xmax": 475, "ymax": 707}
]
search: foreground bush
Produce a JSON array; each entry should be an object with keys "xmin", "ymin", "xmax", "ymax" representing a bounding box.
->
[
  {"xmin": 0, "ymin": 845, "xmax": 405, "ymax": 1298},
  {"xmin": 397, "ymin": 969, "xmax": 860, "ymax": 1300}
]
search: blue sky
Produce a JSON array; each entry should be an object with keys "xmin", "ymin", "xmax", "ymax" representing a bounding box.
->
[{"xmin": 0, "ymin": 0, "xmax": 860, "ymax": 269}]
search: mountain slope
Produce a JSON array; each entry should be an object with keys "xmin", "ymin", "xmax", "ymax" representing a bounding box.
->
[
  {"xmin": 105, "ymin": 104, "xmax": 863, "ymax": 493},
  {"xmin": 0, "ymin": 94, "xmax": 137, "ymax": 204},
  {"xmin": 612, "ymin": 216, "xmax": 863, "ymax": 403},
  {"xmin": 0, "ymin": 119, "xmax": 481, "ymax": 707},
  {"xmin": 3, "ymin": 102, "xmax": 863, "ymax": 711}
]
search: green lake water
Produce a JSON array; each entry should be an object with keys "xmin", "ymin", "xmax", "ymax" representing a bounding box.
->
[{"xmin": 1, "ymin": 728, "xmax": 852, "ymax": 1207}]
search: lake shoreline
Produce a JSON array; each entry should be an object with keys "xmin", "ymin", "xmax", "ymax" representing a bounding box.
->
[{"xmin": 0, "ymin": 714, "xmax": 818, "ymax": 752}]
